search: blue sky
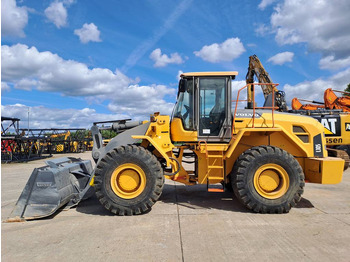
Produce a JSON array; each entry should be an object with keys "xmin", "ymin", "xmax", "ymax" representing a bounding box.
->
[{"xmin": 2, "ymin": 0, "xmax": 350, "ymax": 128}]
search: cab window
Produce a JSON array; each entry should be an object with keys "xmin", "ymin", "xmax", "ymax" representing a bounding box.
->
[
  {"xmin": 199, "ymin": 78, "xmax": 226, "ymax": 136},
  {"xmin": 172, "ymin": 79, "xmax": 194, "ymax": 130}
]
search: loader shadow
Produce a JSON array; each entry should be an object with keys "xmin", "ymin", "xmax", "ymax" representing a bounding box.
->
[
  {"xmin": 158, "ymin": 184, "xmax": 250, "ymax": 213},
  {"xmin": 75, "ymin": 183, "xmax": 246, "ymax": 216},
  {"xmin": 75, "ymin": 183, "xmax": 315, "ymax": 216},
  {"xmin": 295, "ymin": 197, "xmax": 314, "ymax": 208},
  {"xmin": 76, "ymin": 195, "xmax": 117, "ymax": 216}
]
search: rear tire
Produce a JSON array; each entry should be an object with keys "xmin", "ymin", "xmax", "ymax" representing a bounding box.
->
[
  {"xmin": 94, "ymin": 145, "xmax": 164, "ymax": 215},
  {"xmin": 231, "ymin": 146, "xmax": 304, "ymax": 213}
]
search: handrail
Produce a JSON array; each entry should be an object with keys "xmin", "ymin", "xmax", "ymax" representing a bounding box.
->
[
  {"xmin": 232, "ymin": 83, "xmax": 279, "ymax": 134},
  {"xmin": 198, "ymin": 140, "xmax": 208, "ymax": 159}
]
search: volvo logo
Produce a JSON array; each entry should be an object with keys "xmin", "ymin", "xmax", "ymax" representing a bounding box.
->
[{"xmin": 36, "ymin": 182, "xmax": 52, "ymax": 187}]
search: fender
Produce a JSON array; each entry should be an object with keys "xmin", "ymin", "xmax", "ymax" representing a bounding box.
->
[{"xmin": 91, "ymin": 122, "xmax": 150, "ymax": 164}]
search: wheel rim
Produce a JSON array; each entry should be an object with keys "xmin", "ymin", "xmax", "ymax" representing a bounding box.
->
[
  {"xmin": 110, "ymin": 163, "xmax": 146, "ymax": 199},
  {"xmin": 253, "ymin": 164, "xmax": 289, "ymax": 199}
]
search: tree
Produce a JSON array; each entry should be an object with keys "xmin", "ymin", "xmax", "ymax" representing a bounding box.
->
[
  {"xmin": 345, "ymin": 83, "xmax": 350, "ymax": 96},
  {"xmin": 101, "ymin": 129, "xmax": 118, "ymax": 139}
]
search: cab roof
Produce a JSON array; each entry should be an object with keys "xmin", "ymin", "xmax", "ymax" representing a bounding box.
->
[{"xmin": 180, "ymin": 71, "xmax": 238, "ymax": 77}]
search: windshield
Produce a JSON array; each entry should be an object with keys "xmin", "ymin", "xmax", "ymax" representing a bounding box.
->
[{"xmin": 172, "ymin": 78, "xmax": 194, "ymax": 130}]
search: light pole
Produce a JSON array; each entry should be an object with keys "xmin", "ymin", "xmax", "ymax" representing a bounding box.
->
[{"xmin": 27, "ymin": 107, "xmax": 30, "ymax": 137}]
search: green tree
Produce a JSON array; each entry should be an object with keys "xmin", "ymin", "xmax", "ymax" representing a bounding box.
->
[
  {"xmin": 345, "ymin": 83, "xmax": 350, "ymax": 96},
  {"xmin": 101, "ymin": 129, "xmax": 118, "ymax": 139}
]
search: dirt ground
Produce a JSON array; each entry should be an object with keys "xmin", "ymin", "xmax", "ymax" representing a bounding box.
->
[{"xmin": 2, "ymin": 152, "xmax": 350, "ymax": 261}]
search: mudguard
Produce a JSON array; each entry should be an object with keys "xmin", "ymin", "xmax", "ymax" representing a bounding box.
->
[{"xmin": 92, "ymin": 122, "xmax": 150, "ymax": 164}]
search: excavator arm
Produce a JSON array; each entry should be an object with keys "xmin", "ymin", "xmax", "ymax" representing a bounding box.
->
[
  {"xmin": 294, "ymin": 88, "xmax": 350, "ymax": 112},
  {"xmin": 246, "ymin": 55, "xmax": 288, "ymax": 111},
  {"xmin": 50, "ymin": 131, "xmax": 70, "ymax": 140},
  {"xmin": 291, "ymin": 98, "xmax": 325, "ymax": 110},
  {"xmin": 324, "ymin": 88, "xmax": 350, "ymax": 112}
]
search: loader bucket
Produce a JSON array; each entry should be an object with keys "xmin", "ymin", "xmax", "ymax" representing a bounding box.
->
[{"xmin": 7, "ymin": 157, "xmax": 93, "ymax": 221}]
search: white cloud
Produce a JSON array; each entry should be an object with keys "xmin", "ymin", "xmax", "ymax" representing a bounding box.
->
[
  {"xmin": 63, "ymin": 0, "xmax": 75, "ymax": 4},
  {"xmin": 283, "ymin": 67, "xmax": 350, "ymax": 103},
  {"xmin": 232, "ymin": 80, "xmax": 265, "ymax": 109},
  {"xmin": 107, "ymin": 84, "xmax": 175, "ymax": 117},
  {"xmin": 1, "ymin": 104, "xmax": 131, "ymax": 129},
  {"xmin": 2, "ymin": 44, "xmax": 131, "ymax": 97},
  {"xmin": 1, "ymin": 82, "xmax": 11, "ymax": 92},
  {"xmin": 150, "ymin": 48, "xmax": 184, "ymax": 67},
  {"xmin": 258, "ymin": 0, "xmax": 277, "ymax": 10},
  {"xmin": 232, "ymin": 80, "xmax": 248, "ymax": 109},
  {"xmin": 267, "ymin": 52, "xmax": 294, "ymax": 65},
  {"xmin": 74, "ymin": 23, "xmax": 102, "ymax": 44},
  {"xmin": 1, "ymin": 0, "xmax": 28, "ymax": 37},
  {"xmin": 270, "ymin": 0, "xmax": 350, "ymax": 62},
  {"xmin": 1, "ymin": 44, "xmax": 176, "ymax": 119},
  {"xmin": 44, "ymin": 1, "xmax": 68, "ymax": 28},
  {"xmin": 319, "ymin": 55, "xmax": 350, "ymax": 71},
  {"xmin": 194, "ymin": 38, "xmax": 246, "ymax": 63},
  {"xmin": 255, "ymin": 24, "xmax": 271, "ymax": 37},
  {"xmin": 14, "ymin": 78, "xmax": 38, "ymax": 90},
  {"xmin": 122, "ymin": 0, "xmax": 193, "ymax": 73}
]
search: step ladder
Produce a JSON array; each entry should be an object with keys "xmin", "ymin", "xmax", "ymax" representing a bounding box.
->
[{"xmin": 198, "ymin": 141, "xmax": 225, "ymax": 192}]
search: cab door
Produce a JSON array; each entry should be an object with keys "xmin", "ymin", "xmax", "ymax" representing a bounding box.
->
[{"xmin": 197, "ymin": 77, "xmax": 231, "ymax": 141}]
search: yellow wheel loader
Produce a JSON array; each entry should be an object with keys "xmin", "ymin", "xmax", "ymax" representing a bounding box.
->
[{"xmin": 8, "ymin": 71, "xmax": 344, "ymax": 221}]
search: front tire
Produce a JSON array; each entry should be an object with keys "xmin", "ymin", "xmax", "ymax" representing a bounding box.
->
[
  {"xmin": 231, "ymin": 146, "xmax": 304, "ymax": 214},
  {"xmin": 94, "ymin": 145, "xmax": 164, "ymax": 215}
]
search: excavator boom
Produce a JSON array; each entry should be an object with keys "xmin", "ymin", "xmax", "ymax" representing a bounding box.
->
[
  {"xmin": 246, "ymin": 55, "xmax": 288, "ymax": 111},
  {"xmin": 246, "ymin": 54, "xmax": 274, "ymax": 97}
]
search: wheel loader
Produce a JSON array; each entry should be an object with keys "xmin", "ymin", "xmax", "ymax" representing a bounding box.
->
[{"xmin": 8, "ymin": 71, "xmax": 345, "ymax": 221}]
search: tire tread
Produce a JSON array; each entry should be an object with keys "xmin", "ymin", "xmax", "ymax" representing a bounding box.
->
[
  {"xmin": 231, "ymin": 146, "xmax": 305, "ymax": 214},
  {"xmin": 94, "ymin": 145, "xmax": 164, "ymax": 216}
]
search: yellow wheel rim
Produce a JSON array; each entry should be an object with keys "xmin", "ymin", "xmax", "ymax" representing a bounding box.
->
[
  {"xmin": 253, "ymin": 164, "xmax": 289, "ymax": 199},
  {"xmin": 110, "ymin": 163, "xmax": 146, "ymax": 199}
]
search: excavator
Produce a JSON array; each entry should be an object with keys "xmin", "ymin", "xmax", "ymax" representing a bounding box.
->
[
  {"xmin": 247, "ymin": 55, "xmax": 349, "ymax": 113},
  {"xmin": 246, "ymin": 54, "xmax": 288, "ymax": 112},
  {"xmin": 50, "ymin": 131, "xmax": 71, "ymax": 153},
  {"xmin": 7, "ymin": 67, "xmax": 344, "ymax": 221},
  {"xmin": 292, "ymin": 89, "xmax": 350, "ymax": 112}
]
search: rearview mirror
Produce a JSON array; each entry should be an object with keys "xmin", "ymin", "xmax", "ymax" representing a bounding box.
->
[{"xmin": 178, "ymin": 79, "xmax": 187, "ymax": 93}]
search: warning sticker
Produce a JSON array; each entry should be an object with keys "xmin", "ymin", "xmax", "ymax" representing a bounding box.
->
[{"xmin": 203, "ymin": 129, "xmax": 211, "ymax": 134}]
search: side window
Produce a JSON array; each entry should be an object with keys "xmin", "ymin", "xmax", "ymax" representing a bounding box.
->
[
  {"xmin": 199, "ymin": 78, "xmax": 226, "ymax": 136},
  {"xmin": 172, "ymin": 79, "xmax": 194, "ymax": 130}
]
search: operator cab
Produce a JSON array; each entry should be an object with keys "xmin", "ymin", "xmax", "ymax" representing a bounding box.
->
[{"xmin": 171, "ymin": 72, "xmax": 238, "ymax": 142}]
